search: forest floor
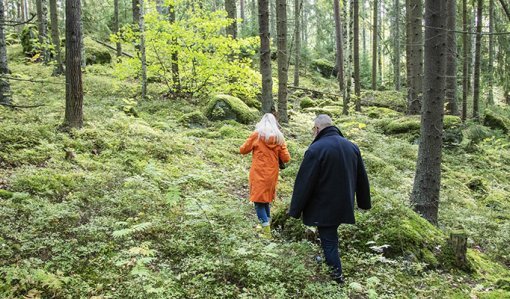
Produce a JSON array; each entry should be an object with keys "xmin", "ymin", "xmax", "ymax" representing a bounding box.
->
[{"xmin": 1, "ymin": 45, "xmax": 510, "ymax": 298}]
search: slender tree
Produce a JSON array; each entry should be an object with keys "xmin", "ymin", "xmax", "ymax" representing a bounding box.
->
[
  {"xmin": 461, "ymin": 0, "xmax": 468, "ymax": 121},
  {"xmin": 225, "ymin": 0, "xmax": 237, "ymax": 38},
  {"xmin": 114, "ymin": 0, "xmax": 122, "ymax": 57},
  {"xmin": 371, "ymin": 0, "xmax": 378, "ymax": 90},
  {"xmin": 472, "ymin": 0, "xmax": 482, "ymax": 120},
  {"xmin": 63, "ymin": 0, "xmax": 84, "ymax": 129},
  {"xmin": 132, "ymin": 0, "xmax": 139, "ymax": 24},
  {"xmin": 169, "ymin": 3, "xmax": 180, "ymax": 93},
  {"xmin": 240, "ymin": 0, "xmax": 245, "ymax": 22},
  {"xmin": 333, "ymin": 0, "xmax": 344, "ymax": 91},
  {"xmin": 445, "ymin": 0, "xmax": 458, "ymax": 115},
  {"xmin": 411, "ymin": 0, "xmax": 448, "ymax": 225},
  {"xmin": 293, "ymin": 0, "xmax": 301, "ymax": 87},
  {"xmin": 276, "ymin": 0, "xmax": 288, "ymax": 123},
  {"xmin": 49, "ymin": 0, "xmax": 64, "ymax": 75},
  {"xmin": 343, "ymin": 0, "xmax": 352, "ymax": 115},
  {"xmin": 353, "ymin": 0, "xmax": 361, "ymax": 111},
  {"xmin": 270, "ymin": 0, "xmax": 276, "ymax": 43},
  {"xmin": 487, "ymin": 0, "xmax": 494, "ymax": 105},
  {"xmin": 36, "ymin": 0, "xmax": 49, "ymax": 62},
  {"xmin": 258, "ymin": 0, "xmax": 273, "ymax": 113},
  {"xmin": 0, "ymin": 0, "xmax": 11, "ymax": 106},
  {"xmin": 406, "ymin": 0, "xmax": 423, "ymax": 114},
  {"xmin": 393, "ymin": 0, "xmax": 400, "ymax": 91},
  {"xmin": 377, "ymin": 0, "xmax": 382, "ymax": 85},
  {"xmin": 139, "ymin": 0, "xmax": 147, "ymax": 99}
]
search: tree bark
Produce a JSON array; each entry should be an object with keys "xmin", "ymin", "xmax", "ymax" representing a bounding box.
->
[
  {"xmin": 240, "ymin": 0, "xmax": 245, "ymax": 21},
  {"xmin": 342, "ymin": 0, "xmax": 352, "ymax": 115},
  {"xmin": 377, "ymin": 0, "xmax": 383, "ymax": 85},
  {"xmin": 225, "ymin": 0, "xmax": 237, "ymax": 38},
  {"xmin": 406, "ymin": 0, "xmax": 423, "ymax": 114},
  {"xmin": 334, "ymin": 0, "xmax": 344, "ymax": 91},
  {"xmin": 0, "ymin": 0, "xmax": 12, "ymax": 106},
  {"xmin": 411, "ymin": 0, "xmax": 448, "ymax": 225},
  {"xmin": 49, "ymin": 0, "xmax": 64, "ymax": 75},
  {"xmin": 487, "ymin": 0, "xmax": 494, "ymax": 105},
  {"xmin": 445, "ymin": 0, "xmax": 458, "ymax": 115},
  {"xmin": 449, "ymin": 231, "xmax": 468, "ymax": 269},
  {"xmin": 64, "ymin": 0, "xmax": 84, "ymax": 129},
  {"xmin": 353, "ymin": 0, "xmax": 361, "ymax": 111},
  {"xmin": 270, "ymin": 0, "xmax": 276, "ymax": 44},
  {"xmin": 371, "ymin": 0, "xmax": 378, "ymax": 90},
  {"xmin": 293, "ymin": 0, "xmax": 301, "ymax": 87},
  {"xmin": 276, "ymin": 0, "xmax": 288, "ymax": 123},
  {"xmin": 114, "ymin": 0, "xmax": 122, "ymax": 57},
  {"xmin": 132, "ymin": 0, "xmax": 139, "ymax": 24},
  {"xmin": 258, "ymin": 0, "xmax": 273, "ymax": 113},
  {"xmin": 472, "ymin": 0, "xmax": 482, "ymax": 120},
  {"xmin": 80, "ymin": 0, "xmax": 85, "ymax": 68},
  {"xmin": 36, "ymin": 0, "xmax": 49, "ymax": 62},
  {"xmin": 168, "ymin": 4, "xmax": 180, "ymax": 93},
  {"xmin": 461, "ymin": 0, "xmax": 468, "ymax": 121},
  {"xmin": 393, "ymin": 0, "xmax": 401, "ymax": 91},
  {"xmin": 139, "ymin": 0, "xmax": 147, "ymax": 99}
]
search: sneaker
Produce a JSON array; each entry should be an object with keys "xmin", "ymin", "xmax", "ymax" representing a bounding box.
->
[{"xmin": 333, "ymin": 274, "xmax": 345, "ymax": 285}]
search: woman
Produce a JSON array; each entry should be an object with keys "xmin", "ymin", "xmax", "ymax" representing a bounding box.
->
[{"xmin": 240, "ymin": 113, "xmax": 291, "ymax": 239}]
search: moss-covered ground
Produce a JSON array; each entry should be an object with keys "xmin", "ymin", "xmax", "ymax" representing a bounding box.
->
[{"xmin": 1, "ymin": 45, "xmax": 509, "ymax": 298}]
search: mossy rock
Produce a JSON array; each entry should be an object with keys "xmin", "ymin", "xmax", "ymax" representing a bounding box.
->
[
  {"xmin": 484, "ymin": 110, "xmax": 510, "ymax": 133},
  {"xmin": 300, "ymin": 97, "xmax": 315, "ymax": 109},
  {"xmin": 303, "ymin": 107, "xmax": 341, "ymax": 117},
  {"xmin": 84, "ymin": 37, "xmax": 112, "ymax": 65},
  {"xmin": 382, "ymin": 115, "xmax": 462, "ymax": 135},
  {"xmin": 311, "ymin": 58, "xmax": 335, "ymax": 78},
  {"xmin": 361, "ymin": 90, "xmax": 407, "ymax": 112},
  {"xmin": 365, "ymin": 107, "xmax": 401, "ymax": 119},
  {"xmin": 205, "ymin": 94, "xmax": 258, "ymax": 124},
  {"xmin": 179, "ymin": 111, "xmax": 208, "ymax": 128}
]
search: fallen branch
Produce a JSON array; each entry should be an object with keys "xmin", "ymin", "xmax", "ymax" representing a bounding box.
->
[
  {"xmin": 0, "ymin": 75, "xmax": 65, "ymax": 85},
  {"xmin": 0, "ymin": 102, "xmax": 45, "ymax": 109},
  {"xmin": 92, "ymin": 39, "xmax": 134, "ymax": 58},
  {"xmin": 0, "ymin": 14, "xmax": 36, "ymax": 27}
]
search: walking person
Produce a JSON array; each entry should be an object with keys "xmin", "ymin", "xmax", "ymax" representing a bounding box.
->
[
  {"xmin": 288, "ymin": 114, "xmax": 371, "ymax": 284},
  {"xmin": 240, "ymin": 113, "xmax": 291, "ymax": 239}
]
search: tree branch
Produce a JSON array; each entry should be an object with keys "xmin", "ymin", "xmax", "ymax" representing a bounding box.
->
[
  {"xmin": 0, "ymin": 14, "xmax": 36, "ymax": 27},
  {"xmin": 0, "ymin": 102, "xmax": 45, "ymax": 109},
  {"xmin": 498, "ymin": 0, "xmax": 510, "ymax": 21},
  {"xmin": 92, "ymin": 38, "xmax": 134, "ymax": 58}
]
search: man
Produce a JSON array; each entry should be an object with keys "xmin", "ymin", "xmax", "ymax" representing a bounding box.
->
[{"xmin": 288, "ymin": 114, "xmax": 371, "ymax": 284}]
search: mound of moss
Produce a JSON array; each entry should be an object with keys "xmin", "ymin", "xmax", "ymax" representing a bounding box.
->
[
  {"xmin": 381, "ymin": 115, "xmax": 462, "ymax": 135},
  {"xmin": 361, "ymin": 90, "xmax": 407, "ymax": 112},
  {"xmin": 84, "ymin": 37, "xmax": 112, "ymax": 65},
  {"xmin": 205, "ymin": 94, "xmax": 258, "ymax": 124},
  {"xmin": 311, "ymin": 58, "xmax": 335, "ymax": 78},
  {"xmin": 299, "ymin": 97, "xmax": 315, "ymax": 109},
  {"xmin": 484, "ymin": 110, "xmax": 510, "ymax": 133},
  {"xmin": 365, "ymin": 107, "xmax": 401, "ymax": 119},
  {"xmin": 179, "ymin": 111, "xmax": 208, "ymax": 128}
]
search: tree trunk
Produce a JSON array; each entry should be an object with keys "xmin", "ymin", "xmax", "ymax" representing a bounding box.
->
[
  {"xmin": 487, "ymin": 0, "xmax": 494, "ymax": 105},
  {"xmin": 377, "ymin": 0, "xmax": 383, "ymax": 85},
  {"xmin": 472, "ymin": 0, "xmax": 482, "ymax": 120},
  {"xmin": 445, "ymin": 0, "xmax": 458, "ymax": 115},
  {"xmin": 449, "ymin": 231, "xmax": 468, "ymax": 269},
  {"xmin": 240, "ymin": 0, "xmax": 245, "ymax": 21},
  {"xmin": 293, "ymin": 0, "xmax": 301, "ymax": 87},
  {"xmin": 114, "ymin": 0, "xmax": 122, "ymax": 57},
  {"xmin": 64, "ymin": 0, "xmax": 84, "ymax": 129},
  {"xmin": 276, "ymin": 0, "xmax": 288, "ymax": 123},
  {"xmin": 371, "ymin": 0, "xmax": 377, "ymax": 90},
  {"xmin": 169, "ymin": 4, "xmax": 180, "ymax": 93},
  {"xmin": 353, "ymin": 0, "xmax": 361, "ymax": 111},
  {"xmin": 461, "ymin": 0, "xmax": 468, "ymax": 121},
  {"xmin": 80, "ymin": 0, "xmax": 85, "ymax": 68},
  {"xmin": 393, "ymin": 0, "xmax": 401, "ymax": 91},
  {"xmin": 362, "ymin": 1, "xmax": 366, "ymax": 56},
  {"xmin": 406, "ymin": 0, "xmax": 423, "ymax": 114},
  {"xmin": 259, "ymin": 0, "xmax": 273, "ymax": 113},
  {"xmin": 342, "ymin": 0, "xmax": 352, "ymax": 115},
  {"xmin": 139, "ymin": 0, "xmax": 147, "ymax": 99},
  {"xmin": 132, "ymin": 0, "xmax": 139, "ymax": 24},
  {"xmin": 225, "ymin": 0, "xmax": 237, "ymax": 38},
  {"xmin": 36, "ymin": 0, "xmax": 49, "ymax": 62},
  {"xmin": 0, "ymin": 0, "xmax": 11, "ymax": 106},
  {"xmin": 334, "ymin": 0, "xmax": 344, "ymax": 91},
  {"xmin": 49, "ymin": 0, "xmax": 64, "ymax": 75},
  {"xmin": 411, "ymin": 0, "xmax": 448, "ymax": 225},
  {"xmin": 251, "ymin": 0, "xmax": 258, "ymax": 36},
  {"xmin": 270, "ymin": 0, "xmax": 276, "ymax": 44}
]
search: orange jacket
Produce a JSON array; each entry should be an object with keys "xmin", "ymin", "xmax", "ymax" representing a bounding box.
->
[{"xmin": 240, "ymin": 131, "xmax": 291, "ymax": 203}]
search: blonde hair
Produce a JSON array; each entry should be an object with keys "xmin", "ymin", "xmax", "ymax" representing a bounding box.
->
[{"xmin": 255, "ymin": 113, "xmax": 285, "ymax": 145}]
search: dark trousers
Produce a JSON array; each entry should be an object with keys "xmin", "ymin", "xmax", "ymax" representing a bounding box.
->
[
  {"xmin": 318, "ymin": 225, "xmax": 342, "ymax": 277},
  {"xmin": 254, "ymin": 202, "xmax": 270, "ymax": 224}
]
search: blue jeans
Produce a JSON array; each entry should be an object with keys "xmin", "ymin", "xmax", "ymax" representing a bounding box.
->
[
  {"xmin": 254, "ymin": 202, "xmax": 271, "ymax": 225},
  {"xmin": 318, "ymin": 225, "xmax": 343, "ymax": 278}
]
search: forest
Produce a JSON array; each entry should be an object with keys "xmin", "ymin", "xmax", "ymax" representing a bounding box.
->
[{"xmin": 0, "ymin": 0, "xmax": 509, "ymax": 297}]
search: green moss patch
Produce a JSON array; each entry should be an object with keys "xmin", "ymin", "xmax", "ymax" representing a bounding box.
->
[
  {"xmin": 484, "ymin": 110, "xmax": 510, "ymax": 133},
  {"xmin": 311, "ymin": 58, "xmax": 335, "ymax": 78},
  {"xmin": 204, "ymin": 94, "xmax": 259, "ymax": 124}
]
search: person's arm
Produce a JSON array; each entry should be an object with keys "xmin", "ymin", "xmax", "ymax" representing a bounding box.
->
[
  {"xmin": 355, "ymin": 148, "xmax": 371, "ymax": 210},
  {"xmin": 279, "ymin": 143, "xmax": 291, "ymax": 163},
  {"xmin": 288, "ymin": 149, "xmax": 320, "ymax": 218},
  {"xmin": 240, "ymin": 132, "xmax": 257, "ymax": 155}
]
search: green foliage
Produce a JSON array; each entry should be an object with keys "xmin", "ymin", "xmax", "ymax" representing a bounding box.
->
[
  {"xmin": 299, "ymin": 96, "xmax": 315, "ymax": 109},
  {"xmin": 484, "ymin": 109, "xmax": 510, "ymax": 133},
  {"xmin": 204, "ymin": 94, "xmax": 258, "ymax": 124},
  {"xmin": 113, "ymin": 3, "xmax": 260, "ymax": 100},
  {"xmin": 84, "ymin": 37, "xmax": 112, "ymax": 65},
  {"xmin": 179, "ymin": 111, "xmax": 208, "ymax": 128},
  {"xmin": 20, "ymin": 25, "xmax": 38, "ymax": 57},
  {"xmin": 380, "ymin": 115, "xmax": 461, "ymax": 135}
]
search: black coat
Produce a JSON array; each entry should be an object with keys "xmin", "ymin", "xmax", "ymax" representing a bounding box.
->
[{"xmin": 288, "ymin": 126, "xmax": 371, "ymax": 226}]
